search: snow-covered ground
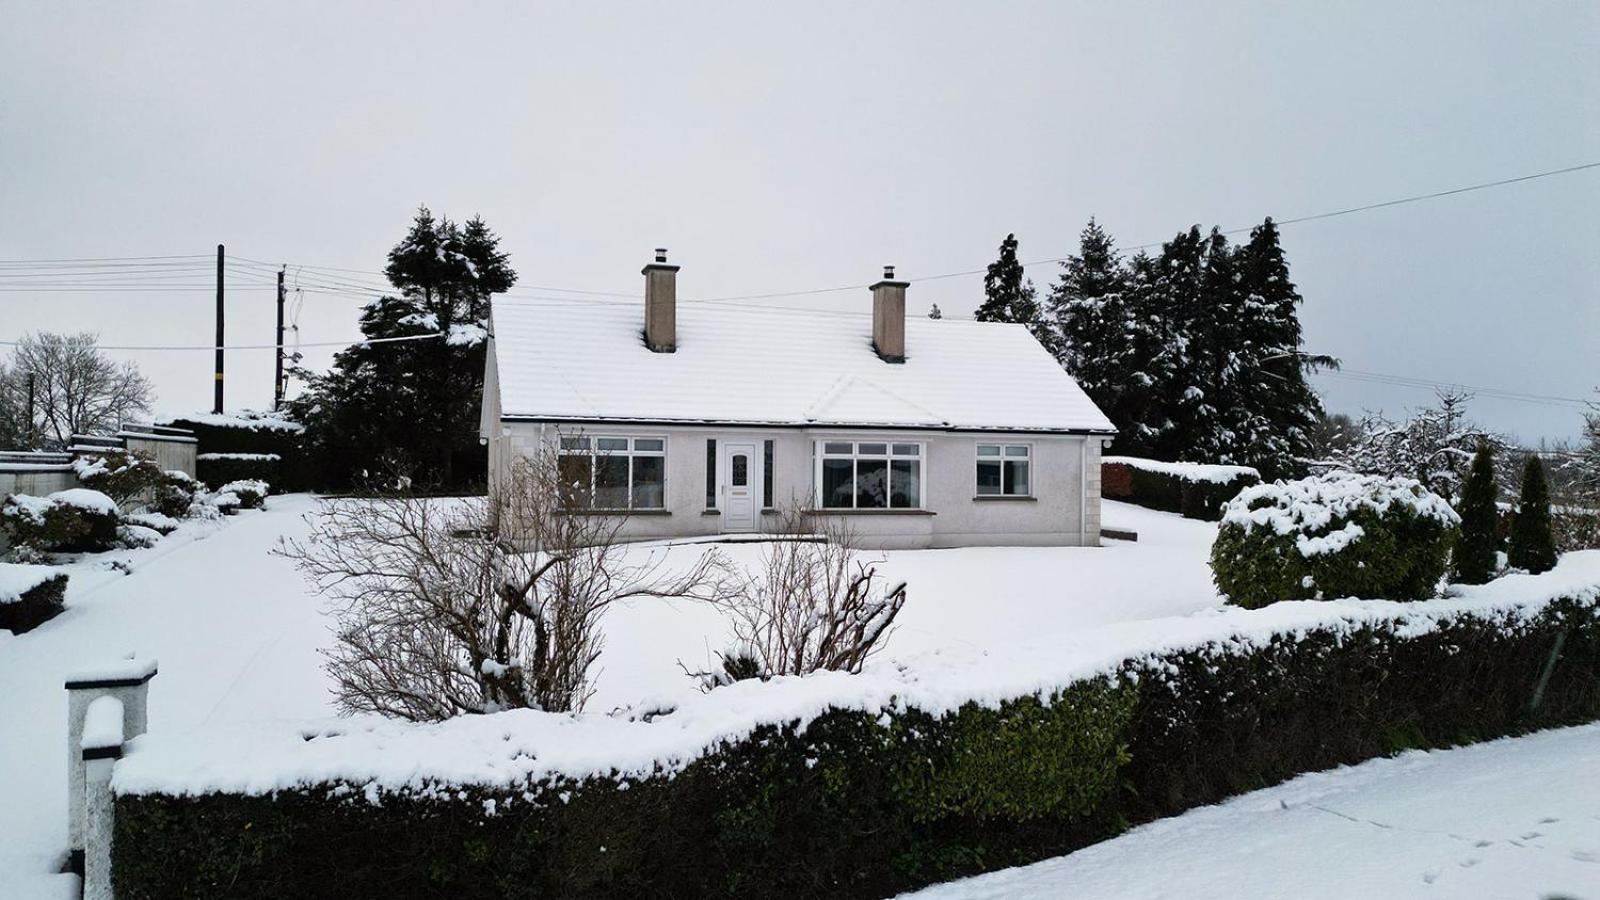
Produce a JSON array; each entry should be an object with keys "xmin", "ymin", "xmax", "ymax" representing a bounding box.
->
[
  {"xmin": 904, "ymin": 722, "xmax": 1600, "ymax": 900},
  {"xmin": 0, "ymin": 497, "xmax": 1217, "ymax": 896}
]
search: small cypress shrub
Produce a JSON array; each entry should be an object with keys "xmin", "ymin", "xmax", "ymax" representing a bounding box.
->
[
  {"xmin": 1508, "ymin": 455, "xmax": 1558, "ymax": 574},
  {"xmin": 1452, "ymin": 443, "xmax": 1500, "ymax": 584}
]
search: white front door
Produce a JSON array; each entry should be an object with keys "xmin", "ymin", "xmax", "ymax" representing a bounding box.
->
[{"xmin": 721, "ymin": 442, "xmax": 758, "ymax": 532}]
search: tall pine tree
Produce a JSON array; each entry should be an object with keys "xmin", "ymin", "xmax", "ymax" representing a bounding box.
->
[
  {"xmin": 1047, "ymin": 218, "xmax": 1130, "ymax": 413},
  {"xmin": 291, "ymin": 207, "xmax": 517, "ymax": 488},
  {"xmin": 1507, "ymin": 454, "xmax": 1557, "ymax": 573},
  {"xmin": 974, "ymin": 233, "xmax": 1045, "ymax": 345},
  {"xmin": 1452, "ymin": 443, "xmax": 1501, "ymax": 584}
]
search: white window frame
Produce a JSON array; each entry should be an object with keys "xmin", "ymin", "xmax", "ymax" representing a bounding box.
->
[
  {"xmin": 813, "ymin": 439, "xmax": 925, "ymax": 510},
  {"xmin": 557, "ymin": 434, "xmax": 667, "ymax": 510},
  {"xmin": 976, "ymin": 442, "xmax": 1033, "ymax": 497}
]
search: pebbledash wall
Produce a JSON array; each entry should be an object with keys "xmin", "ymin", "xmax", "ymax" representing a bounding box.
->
[{"xmin": 489, "ymin": 419, "xmax": 1104, "ymax": 550}]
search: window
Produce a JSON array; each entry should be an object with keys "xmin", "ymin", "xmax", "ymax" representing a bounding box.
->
[
  {"xmin": 976, "ymin": 443, "xmax": 1030, "ymax": 496},
  {"xmin": 559, "ymin": 435, "xmax": 666, "ymax": 509},
  {"xmin": 762, "ymin": 440, "xmax": 774, "ymax": 509},
  {"xmin": 816, "ymin": 440, "xmax": 922, "ymax": 509},
  {"xmin": 705, "ymin": 439, "xmax": 717, "ymax": 508}
]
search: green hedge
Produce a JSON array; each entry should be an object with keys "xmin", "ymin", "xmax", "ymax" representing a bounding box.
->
[
  {"xmin": 1105, "ymin": 462, "xmax": 1260, "ymax": 521},
  {"xmin": 0, "ymin": 570, "xmax": 67, "ymax": 633},
  {"xmin": 1, "ymin": 493, "xmax": 121, "ymax": 553},
  {"xmin": 165, "ymin": 414, "xmax": 309, "ymax": 491},
  {"xmin": 196, "ymin": 455, "xmax": 281, "ymax": 491},
  {"xmin": 113, "ymin": 594, "xmax": 1600, "ymax": 898}
]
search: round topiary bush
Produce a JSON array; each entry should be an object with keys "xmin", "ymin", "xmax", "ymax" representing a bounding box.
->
[
  {"xmin": 216, "ymin": 479, "xmax": 269, "ymax": 510},
  {"xmin": 155, "ymin": 470, "xmax": 198, "ymax": 519},
  {"xmin": 1, "ymin": 489, "xmax": 123, "ymax": 554},
  {"xmin": 1210, "ymin": 471, "xmax": 1460, "ymax": 608}
]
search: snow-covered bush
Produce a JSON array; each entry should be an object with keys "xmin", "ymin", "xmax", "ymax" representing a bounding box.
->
[
  {"xmin": 196, "ymin": 452, "xmax": 280, "ymax": 491},
  {"xmin": 72, "ymin": 447, "xmax": 165, "ymax": 504},
  {"xmin": 0, "ymin": 562, "xmax": 67, "ymax": 633},
  {"xmin": 111, "ymin": 569, "xmax": 1600, "ymax": 897},
  {"xmin": 1, "ymin": 489, "xmax": 121, "ymax": 553},
  {"xmin": 1101, "ymin": 456, "xmax": 1260, "ymax": 521},
  {"xmin": 1210, "ymin": 471, "xmax": 1460, "ymax": 607},
  {"xmin": 218, "ymin": 479, "xmax": 269, "ymax": 510},
  {"xmin": 154, "ymin": 470, "xmax": 198, "ymax": 518}
]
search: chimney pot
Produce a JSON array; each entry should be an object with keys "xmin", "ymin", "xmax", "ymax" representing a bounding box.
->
[
  {"xmin": 655, "ymin": 248, "xmax": 668, "ymax": 263},
  {"xmin": 883, "ymin": 265, "xmax": 895, "ymax": 279}
]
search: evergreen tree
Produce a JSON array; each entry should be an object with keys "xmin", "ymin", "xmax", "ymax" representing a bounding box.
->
[
  {"xmin": 1048, "ymin": 219, "xmax": 1130, "ymax": 413},
  {"xmin": 1507, "ymin": 454, "xmax": 1557, "ymax": 573},
  {"xmin": 1453, "ymin": 442, "xmax": 1501, "ymax": 584},
  {"xmin": 1108, "ymin": 251, "xmax": 1171, "ymax": 457},
  {"xmin": 1233, "ymin": 218, "xmax": 1325, "ymax": 478},
  {"xmin": 974, "ymin": 233, "xmax": 1044, "ymax": 344},
  {"xmin": 1147, "ymin": 226, "xmax": 1207, "ymax": 461},
  {"xmin": 927, "ymin": 303, "xmax": 942, "ymax": 320},
  {"xmin": 290, "ymin": 207, "xmax": 517, "ymax": 488}
]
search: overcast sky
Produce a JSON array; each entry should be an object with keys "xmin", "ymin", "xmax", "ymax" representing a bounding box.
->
[{"xmin": 2, "ymin": 2, "xmax": 1596, "ymax": 443}]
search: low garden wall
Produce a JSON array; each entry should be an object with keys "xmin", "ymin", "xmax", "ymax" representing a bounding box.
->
[
  {"xmin": 110, "ymin": 557, "xmax": 1600, "ymax": 898},
  {"xmin": 1102, "ymin": 456, "xmax": 1260, "ymax": 521}
]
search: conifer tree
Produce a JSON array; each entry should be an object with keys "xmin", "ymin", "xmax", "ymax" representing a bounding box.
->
[
  {"xmin": 291, "ymin": 207, "xmax": 517, "ymax": 488},
  {"xmin": 927, "ymin": 303, "xmax": 942, "ymax": 319},
  {"xmin": 1147, "ymin": 226, "xmax": 1207, "ymax": 461},
  {"xmin": 974, "ymin": 233, "xmax": 1043, "ymax": 342},
  {"xmin": 1507, "ymin": 454, "xmax": 1557, "ymax": 573},
  {"xmin": 1048, "ymin": 219, "xmax": 1129, "ymax": 411},
  {"xmin": 1109, "ymin": 251, "xmax": 1170, "ymax": 457},
  {"xmin": 1452, "ymin": 443, "xmax": 1501, "ymax": 584}
]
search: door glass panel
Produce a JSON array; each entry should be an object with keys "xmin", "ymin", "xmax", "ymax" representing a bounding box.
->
[{"xmin": 731, "ymin": 454, "xmax": 748, "ymax": 487}]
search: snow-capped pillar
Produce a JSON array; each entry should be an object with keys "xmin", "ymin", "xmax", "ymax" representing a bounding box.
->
[
  {"xmin": 642, "ymin": 248, "xmax": 679, "ymax": 353},
  {"xmin": 66, "ymin": 657, "xmax": 157, "ymax": 875},
  {"xmin": 81, "ymin": 695, "xmax": 125, "ymax": 900},
  {"xmin": 870, "ymin": 265, "xmax": 908, "ymax": 363}
]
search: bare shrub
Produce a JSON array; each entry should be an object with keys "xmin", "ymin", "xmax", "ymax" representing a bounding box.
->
[
  {"xmin": 279, "ymin": 449, "xmax": 733, "ymax": 720},
  {"xmin": 692, "ymin": 506, "xmax": 907, "ymax": 686}
]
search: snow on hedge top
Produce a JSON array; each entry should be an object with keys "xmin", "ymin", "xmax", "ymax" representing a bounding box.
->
[
  {"xmin": 1102, "ymin": 456, "xmax": 1259, "ymax": 484},
  {"xmin": 0, "ymin": 562, "xmax": 64, "ymax": 604},
  {"xmin": 490, "ymin": 297, "xmax": 1115, "ymax": 433},
  {"xmin": 1223, "ymin": 471, "xmax": 1460, "ymax": 538},
  {"xmin": 112, "ymin": 551, "xmax": 1600, "ymax": 800},
  {"xmin": 158, "ymin": 411, "xmax": 305, "ymax": 433},
  {"xmin": 48, "ymin": 488, "xmax": 120, "ymax": 515}
]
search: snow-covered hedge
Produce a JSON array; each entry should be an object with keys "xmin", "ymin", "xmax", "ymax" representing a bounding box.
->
[
  {"xmin": 111, "ymin": 556, "xmax": 1600, "ymax": 897},
  {"xmin": 0, "ymin": 562, "xmax": 67, "ymax": 633},
  {"xmin": 217, "ymin": 479, "xmax": 268, "ymax": 510},
  {"xmin": 197, "ymin": 453, "xmax": 280, "ymax": 492},
  {"xmin": 1, "ymin": 489, "xmax": 122, "ymax": 553},
  {"xmin": 1102, "ymin": 456, "xmax": 1260, "ymax": 521},
  {"xmin": 72, "ymin": 448, "xmax": 165, "ymax": 504},
  {"xmin": 1211, "ymin": 472, "xmax": 1461, "ymax": 608},
  {"xmin": 163, "ymin": 411, "xmax": 306, "ymax": 490}
]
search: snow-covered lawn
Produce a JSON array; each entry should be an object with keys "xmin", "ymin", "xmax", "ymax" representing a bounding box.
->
[
  {"xmin": 904, "ymin": 722, "xmax": 1600, "ymax": 900},
  {"xmin": 0, "ymin": 497, "xmax": 1217, "ymax": 895}
]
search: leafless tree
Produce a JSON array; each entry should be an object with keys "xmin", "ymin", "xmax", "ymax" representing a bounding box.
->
[
  {"xmin": 4, "ymin": 333, "xmax": 153, "ymax": 446},
  {"xmin": 691, "ymin": 505, "xmax": 907, "ymax": 686},
  {"xmin": 1330, "ymin": 390, "xmax": 1509, "ymax": 501},
  {"xmin": 279, "ymin": 449, "xmax": 735, "ymax": 721}
]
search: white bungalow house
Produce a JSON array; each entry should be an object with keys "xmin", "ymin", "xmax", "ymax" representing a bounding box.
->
[{"xmin": 480, "ymin": 250, "xmax": 1115, "ymax": 550}]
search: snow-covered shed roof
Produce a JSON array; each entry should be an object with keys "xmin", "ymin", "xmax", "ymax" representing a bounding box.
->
[{"xmin": 488, "ymin": 297, "xmax": 1115, "ymax": 434}]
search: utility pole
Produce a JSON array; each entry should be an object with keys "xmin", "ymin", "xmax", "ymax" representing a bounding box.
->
[
  {"xmin": 213, "ymin": 243, "xmax": 225, "ymax": 414},
  {"xmin": 274, "ymin": 265, "xmax": 286, "ymax": 409},
  {"xmin": 25, "ymin": 372, "xmax": 35, "ymax": 450}
]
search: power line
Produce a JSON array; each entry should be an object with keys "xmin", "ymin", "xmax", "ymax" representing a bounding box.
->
[{"xmin": 0, "ymin": 332, "xmax": 446, "ymax": 351}]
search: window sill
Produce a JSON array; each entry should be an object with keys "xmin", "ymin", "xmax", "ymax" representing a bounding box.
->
[
  {"xmin": 701, "ymin": 508, "xmax": 720, "ymax": 516},
  {"xmin": 804, "ymin": 508, "xmax": 936, "ymax": 516},
  {"xmin": 556, "ymin": 509, "xmax": 670, "ymax": 517},
  {"xmin": 973, "ymin": 495, "xmax": 1037, "ymax": 501}
]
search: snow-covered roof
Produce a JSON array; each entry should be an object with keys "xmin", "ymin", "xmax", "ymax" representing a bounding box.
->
[{"xmin": 488, "ymin": 298, "xmax": 1115, "ymax": 433}]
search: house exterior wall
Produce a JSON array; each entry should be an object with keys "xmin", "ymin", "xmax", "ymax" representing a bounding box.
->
[{"xmin": 487, "ymin": 419, "xmax": 1104, "ymax": 550}]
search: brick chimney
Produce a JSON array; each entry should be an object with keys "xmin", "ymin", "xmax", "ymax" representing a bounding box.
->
[
  {"xmin": 870, "ymin": 265, "xmax": 908, "ymax": 363},
  {"xmin": 642, "ymin": 248, "xmax": 679, "ymax": 353}
]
